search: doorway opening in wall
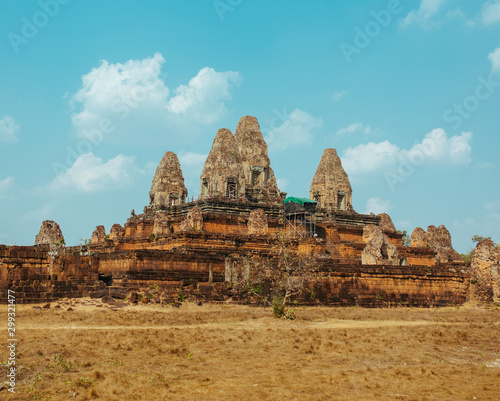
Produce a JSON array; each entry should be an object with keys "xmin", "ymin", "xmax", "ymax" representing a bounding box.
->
[
  {"xmin": 99, "ymin": 274, "xmax": 113, "ymax": 286},
  {"xmin": 202, "ymin": 178, "xmax": 209, "ymax": 197},
  {"xmin": 226, "ymin": 178, "xmax": 237, "ymax": 199},
  {"xmin": 251, "ymin": 167, "xmax": 262, "ymax": 186},
  {"xmin": 337, "ymin": 192, "xmax": 346, "ymax": 210},
  {"xmin": 169, "ymin": 193, "xmax": 179, "ymax": 206}
]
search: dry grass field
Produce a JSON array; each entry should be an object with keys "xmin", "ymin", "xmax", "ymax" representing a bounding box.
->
[{"xmin": 1, "ymin": 299, "xmax": 499, "ymax": 401}]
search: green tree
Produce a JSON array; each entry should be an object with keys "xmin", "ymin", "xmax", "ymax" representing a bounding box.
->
[
  {"xmin": 396, "ymin": 230, "xmax": 411, "ymax": 247},
  {"xmin": 471, "ymin": 235, "xmax": 491, "ymax": 243},
  {"xmin": 234, "ymin": 232, "xmax": 316, "ymax": 318},
  {"xmin": 461, "ymin": 235, "xmax": 493, "ymax": 264}
]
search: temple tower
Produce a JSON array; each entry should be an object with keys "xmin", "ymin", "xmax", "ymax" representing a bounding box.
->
[
  {"xmin": 35, "ymin": 220, "xmax": 65, "ymax": 245},
  {"xmin": 200, "ymin": 128, "xmax": 246, "ymax": 199},
  {"xmin": 149, "ymin": 151, "xmax": 188, "ymax": 208},
  {"xmin": 234, "ymin": 116, "xmax": 280, "ymax": 201},
  {"xmin": 310, "ymin": 148, "xmax": 352, "ymax": 211}
]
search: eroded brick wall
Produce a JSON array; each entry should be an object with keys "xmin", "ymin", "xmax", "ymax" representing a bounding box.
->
[{"xmin": 0, "ymin": 245, "xmax": 102, "ymax": 303}]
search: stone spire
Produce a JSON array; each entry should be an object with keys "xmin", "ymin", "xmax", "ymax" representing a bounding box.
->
[
  {"xmin": 310, "ymin": 148, "xmax": 352, "ymax": 211},
  {"xmin": 426, "ymin": 225, "xmax": 463, "ymax": 263},
  {"xmin": 361, "ymin": 224, "xmax": 401, "ymax": 265},
  {"xmin": 410, "ymin": 227, "xmax": 428, "ymax": 248},
  {"xmin": 234, "ymin": 116, "xmax": 280, "ymax": 201},
  {"xmin": 149, "ymin": 151, "xmax": 188, "ymax": 208},
  {"xmin": 377, "ymin": 213, "xmax": 396, "ymax": 233},
  {"xmin": 200, "ymin": 128, "xmax": 246, "ymax": 199},
  {"xmin": 35, "ymin": 220, "xmax": 65, "ymax": 246},
  {"xmin": 471, "ymin": 238, "xmax": 500, "ymax": 302}
]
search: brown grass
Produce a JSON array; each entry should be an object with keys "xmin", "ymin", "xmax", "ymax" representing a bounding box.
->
[{"xmin": 1, "ymin": 299, "xmax": 499, "ymax": 400}]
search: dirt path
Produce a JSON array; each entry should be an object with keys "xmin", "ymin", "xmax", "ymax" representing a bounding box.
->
[{"xmin": 20, "ymin": 318, "xmax": 462, "ymax": 331}]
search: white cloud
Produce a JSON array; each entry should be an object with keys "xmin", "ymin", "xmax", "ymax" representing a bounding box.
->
[
  {"xmin": 331, "ymin": 90, "xmax": 348, "ymax": 102},
  {"xmin": 482, "ymin": 0, "xmax": 500, "ymax": 25},
  {"xmin": 365, "ymin": 197, "xmax": 393, "ymax": 215},
  {"xmin": 476, "ymin": 161, "xmax": 495, "ymax": 169},
  {"xmin": 72, "ymin": 53, "xmax": 169, "ymax": 109},
  {"xmin": 336, "ymin": 122, "xmax": 378, "ymax": 137},
  {"xmin": 21, "ymin": 203, "xmax": 55, "ymax": 222},
  {"xmin": 452, "ymin": 218, "xmax": 476, "ymax": 230},
  {"xmin": 336, "ymin": 123, "xmax": 362, "ymax": 136},
  {"xmin": 395, "ymin": 220, "xmax": 411, "ymax": 230},
  {"xmin": 70, "ymin": 53, "xmax": 241, "ymax": 142},
  {"xmin": 178, "ymin": 151, "xmax": 207, "ymax": 168},
  {"xmin": 484, "ymin": 201, "xmax": 500, "ymax": 211},
  {"xmin": 342, "ymin": 140, "xmax": 400, "ymax": 173},
  {"xmin": 446, "ymin": 8, "xmax": 464, "ymax": 20},
  {"xmin": 400, "ymin": 0, "xmax": 448, "ymax": 28},
  {"xmin": 276, "ymin": 177, "xmax": 290, "ymax": 191},
  {"xmin": 266, "ymin": 109, "xmax": 322, "ymax": 151},
  {"xmin": 0, "ymin": 177, "xmax": 14, "ymax": 197},
  {"xmin": 488, "ymin": 46, "xmax": 500, "ymax": 73},
  {"xmin": 51, "ymin": 153, "xmax": 139, "ymax": 192},
  {"xmin": 341, "ymin": 128, "xmax": 472, "ymax": 175},
  {"xmin": 167, "ymin": 67, "xmax": 241, "ymax": 125},
  {"xmin": 0, "ymin": 115, "xmax": 20, "ymax": 143}
]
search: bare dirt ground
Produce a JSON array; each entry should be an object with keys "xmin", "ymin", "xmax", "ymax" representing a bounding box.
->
[{"xmin": 1, "ymin": 299, "xmax": 499, "ymax": 400}]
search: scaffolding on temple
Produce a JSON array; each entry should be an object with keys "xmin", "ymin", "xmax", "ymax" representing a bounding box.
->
[{"xmin": 283, "ymin": 197, "xmax": 317, "ymax": 238}]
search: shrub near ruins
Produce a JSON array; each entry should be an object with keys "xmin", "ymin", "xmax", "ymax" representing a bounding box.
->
[{"xmin": 235, "ymin": 232, "xmax": 316, "ymax": 318}]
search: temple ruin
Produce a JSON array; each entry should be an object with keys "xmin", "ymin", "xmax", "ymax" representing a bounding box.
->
[
  {"xmin": 200, "ymin": 128, "xmax": 246, "ymax": 200},
  {"xmin": 234, "ymin": 116, "xmax": 281, "ymax": 202},
  {"xmin": 149, "ymin": 151, "xmax": 188, "ymax": 208},
  {"xmin": 35, "ymin": 220, "xmax": 65, "ymax": 246},
  {"xmin": 310, "ymin": 148, "xmax": 353, "ymax": 212},
  {"xmin": 470, "ymin": 238, "xmax": 500, "ymax": 302},
  {"xmin": 0, "ymin": 116, "xmax": 471, "ymax": 306}
]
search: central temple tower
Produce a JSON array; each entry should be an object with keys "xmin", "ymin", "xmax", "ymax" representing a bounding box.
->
[
  {"xmin": 200, "ymin": 116, "xmax": 281, "ymax": 202},
  {"xmin": 233, "ymin": 115, "xmax": 280, "ymax": 201}
]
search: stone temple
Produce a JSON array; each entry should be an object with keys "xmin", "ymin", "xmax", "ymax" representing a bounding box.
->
[
  {"xmin": 200, "ymin": 128, "xmax": 246, "ymax": 200},
  {"xmin": 310, "ymin": 148, "xmax": 352, "ymax": 212},
  {"xmin": 150, "ymin": 151, "xmax": 188, "ymax": 208},
  {"xmin": 0, "ymin": 115, "xmax": 472, "ymax": 306}
]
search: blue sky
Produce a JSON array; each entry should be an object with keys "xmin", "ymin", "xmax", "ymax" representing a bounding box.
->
[{"xmin": 0, "ymin": 0, "xmax": 499, "ymax": 253}]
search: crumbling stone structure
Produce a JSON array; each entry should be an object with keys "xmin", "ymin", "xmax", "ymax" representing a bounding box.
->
[
  {"xmin": 35, "ymin": 220, "xmax": 65, "ymax": 246},
  {"xmin": 109, "ymin": 224, "xmax": 125, "ymax": 241},
  {"xmin": 247, "ymin": 209, "xmax": 268, "ymax": 235},
  {"xmin": 153, "ymin": 212, "xmax": 171, "ymax": 236},
  {"xmin": 0, "ymin": 115, "xmax": 471, "ymax": 307},
  {"xmin": 200, "ymin": 129, "xmax": 246, "ymax": 200},
  {"xmin": 234, "ymin": 116, "xmax": 281, "ymax": 201},
  {"xmin": 377, "ymin": 213, "xmax": 396, "ymax": 233},
  {"xmin": 362, "ymin": 224, "xmax": 402, "ymax": 265},
  {"xmin": 0, "ymin": 244, "xmax": 103, "ymax": 303},
  {"xmin": 411, "ymin": 227, "xmax": 429, "ymax": 248},
  {"xmin": 310, "ymin": 148, "xmax": 353, "ymax": 212},
  {"xmin": 470, "ymin": 238, "xmax": 500, "ymax": 302},
  {"xmin": 149, "ymin": 151, "xmax": 188, "ymax": 208},
  {"xmin": 426, "ymin": 225, "xmax": 463, "ymax": 264},
  {"xmin": 407, "ymin": 225, "xmax": 463, "ymax": 265},
  {"xmin": 181, "ymin": 206, "xmax": 203, "ymax": 231},
  {"xmin": 91, "ymin": 226, "xmax": 106, "ymax": 244}
]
